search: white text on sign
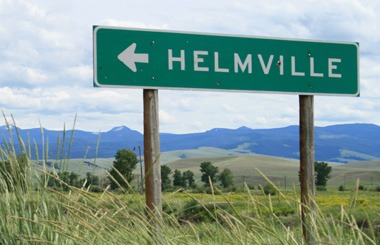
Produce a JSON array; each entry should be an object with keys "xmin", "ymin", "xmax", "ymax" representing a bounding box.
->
[{"xmin": 168, "ymin": 49, "xmax": 342, "ymax": 78}]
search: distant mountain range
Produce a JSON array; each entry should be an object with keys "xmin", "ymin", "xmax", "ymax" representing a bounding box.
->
[{"xmin": 1, "ymin": 123, "xmax": 380, "ymax": 163}]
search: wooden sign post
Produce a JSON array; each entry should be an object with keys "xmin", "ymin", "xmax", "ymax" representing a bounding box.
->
[
  {"xmin": 299, "ymin": 95, "xmax": 316, "ymax": 244},
  {"xmin": 143, "ymin": 89, "xmax": 162, "ymax": 235}
]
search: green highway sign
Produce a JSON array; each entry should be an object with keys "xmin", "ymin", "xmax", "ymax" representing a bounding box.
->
[{"xmin": 93, "ymin": 26, "xmax": 359, "ymax": 96}]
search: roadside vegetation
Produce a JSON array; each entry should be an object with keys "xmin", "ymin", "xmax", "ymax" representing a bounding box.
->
[{"xmin": 0, "ymin": 118, "xmax": 379, "ymax": 244}]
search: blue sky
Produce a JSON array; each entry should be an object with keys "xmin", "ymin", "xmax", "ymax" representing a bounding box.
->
[{"xmin": 1, "ymin": 0, "xmax": 379, "ymax": 133}]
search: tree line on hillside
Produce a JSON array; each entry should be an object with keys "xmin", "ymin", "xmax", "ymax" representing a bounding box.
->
[
  {"xmin": 106, "ymin": 149, "xmax": 334, "ymax": 193},
  {"xmin": 160, "ymin": 161, "xmax": 235, "ymax": 191},
  {"xmin": 106, "ymin": 149, "xmax": 235, "ymax": 192}
]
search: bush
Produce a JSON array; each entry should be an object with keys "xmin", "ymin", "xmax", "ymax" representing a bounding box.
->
[
  {"xmin": 263, "ymin": 184, "xmax": 277, "ymax": 196},
  {"xmin": 180, "ymin": 199, "xmax": 212, "ymax": 222},
  {"xmin": 316, "ymin": 185, "xmax": 327, "ymax": 191},
  {"xmin": 179, "ymin": 199, "xmax": 232, "ymax": 223},
  {"xmin": 338, "ymin": 185, "xmax": 346, "ymax": 191},
  {"xmin": 375, "ymin": 186, "xmax": 380, "ymax": 192}
]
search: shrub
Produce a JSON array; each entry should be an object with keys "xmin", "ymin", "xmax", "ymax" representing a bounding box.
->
[
  {"xmin": 179, "ymin": 199, "xmax": 232, "ymax": 223},
  {"xmin": 180, "ymin": 199, "xmax": 211, "ymax": 222},
  {"xmin": 375, "ymin": 186, "xmax": 380, "ymax": 192},
  {"xmin": 316, "ymin": 185, "xmax": 327, "ymax": 191},
  {"xmin": 263, "ymin": 184, "xmax": 277, "ymax": 196},
  {"xmin": 338, "ymin": 185, "xmax": 346, "ymax": 191}
]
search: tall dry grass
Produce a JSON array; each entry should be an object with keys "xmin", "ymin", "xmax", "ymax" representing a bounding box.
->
[{"xmin": 0, "ymin": 115, "xmax": 377, "ymax": 244}]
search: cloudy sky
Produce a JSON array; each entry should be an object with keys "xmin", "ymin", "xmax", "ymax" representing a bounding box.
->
[{"xmin": 0, "ymin": 0, "xmax": 379, "ymax": 134}]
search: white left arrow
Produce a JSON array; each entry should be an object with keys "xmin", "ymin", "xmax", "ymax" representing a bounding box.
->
[{"xmin": 117, "ymin": 43, "xmax": 149, "ymax": 72}]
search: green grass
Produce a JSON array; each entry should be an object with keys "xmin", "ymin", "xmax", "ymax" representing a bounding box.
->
[{"xmin": 1, "ymin": 174, "xmax": 379, "ymax": 244}]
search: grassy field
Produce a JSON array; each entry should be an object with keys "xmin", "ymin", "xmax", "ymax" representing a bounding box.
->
[
  {"xmin": 52, "ymin": 147, "xmax": 380, "ymax": 192},
  {"xmin": 163, "ymin": 153, "xmax": 380, "ymax": 191},
  {"xmin": 2, "ymin": 157, "xmax": 380, "ymax": 243},
  {"xmin": 1, "ymin": 172, "xmax": 379, "ymax": 244}
]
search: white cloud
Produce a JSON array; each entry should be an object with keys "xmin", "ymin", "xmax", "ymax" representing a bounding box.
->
[
  {"xmin": 25, "ymin": 68, "xmax": 50, "ymax": 84},
  {"xmin": 0, "ymin": 0, "xmax": 379, "ymax": 134},
  {"xmin": 0, "ymin": 87, "xmax": 41, "ymax": 109},
  {"xmin": 66, "ymin": 65, "xmax": 92, "ymax": 82},
  {"xmin": 100, "ymin": 19, "xmax": 169, "ymax": 30},
  {"xmin": 159, "ymin": 110, "xmax": 176, "ymax": 124}
]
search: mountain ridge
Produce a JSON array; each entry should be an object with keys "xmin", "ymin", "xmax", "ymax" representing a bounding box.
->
[{"xmin": 0, "ymin": 123, "xmax": 379, "ymax": 163}]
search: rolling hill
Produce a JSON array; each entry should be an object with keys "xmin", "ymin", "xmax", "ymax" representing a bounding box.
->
[
  {"xmin": 26, "ymin": 149, "xmax": 380, "ymax": 189},
  {"xmin": 163, "ymin": 154, "xmax": 380, "ymax": 189}
]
